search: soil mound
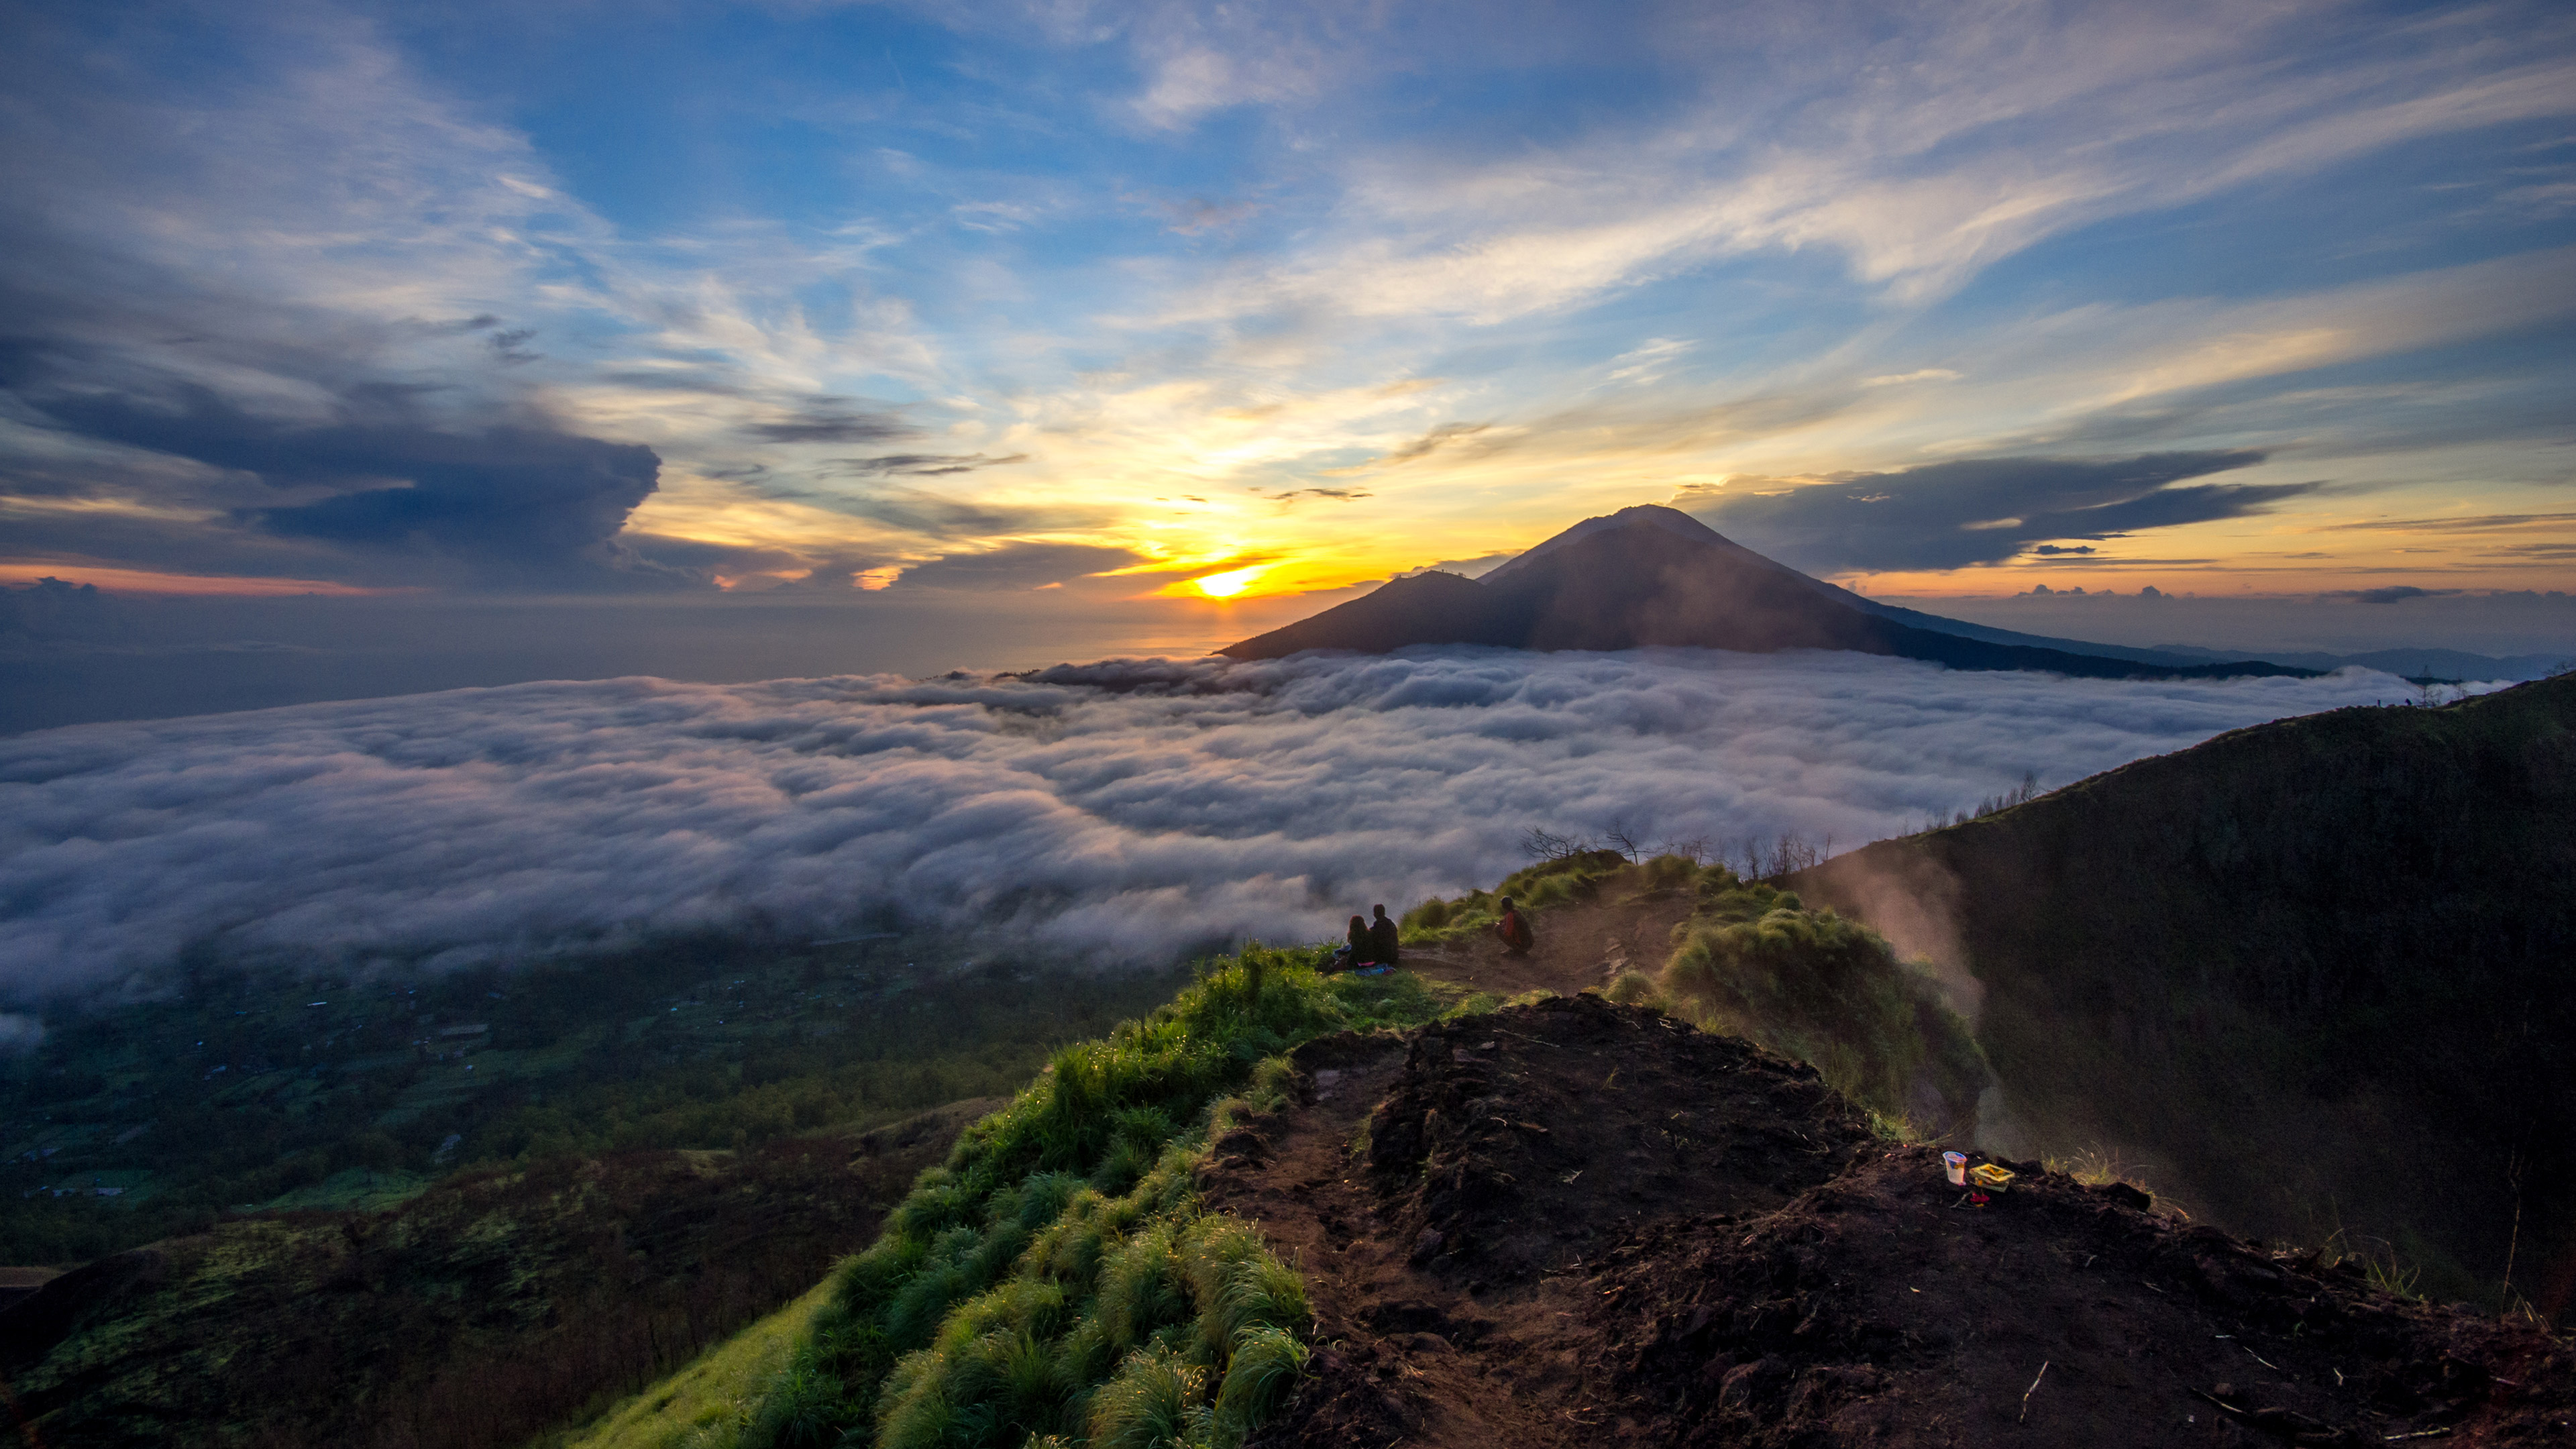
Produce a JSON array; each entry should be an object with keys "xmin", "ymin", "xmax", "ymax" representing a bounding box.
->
[{"xmin": 1199, "ymin": 996, "xmax": 2572, "ymax": 1448}]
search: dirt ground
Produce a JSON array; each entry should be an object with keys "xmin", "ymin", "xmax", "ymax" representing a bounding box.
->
[{"xmin": 1202, "ymin": 996, "xmax": 2574, "ymax": 1449}]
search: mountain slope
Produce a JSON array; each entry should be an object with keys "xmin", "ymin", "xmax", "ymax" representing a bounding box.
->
[
  {"xmin": 1214, "ymin": 998, "xmax": 2575, "ymax": 1448},
  {"xmin": 1792, "ymin": 672, "xmax": 2576, "ymax": 1311},
  {"xmin": 0, "ymin": 1105, "xmax": 994, "ymax": 1449},
  {"xmin": 1222, "ymin": 506, "xmax": 2311, "ymax": 678}
]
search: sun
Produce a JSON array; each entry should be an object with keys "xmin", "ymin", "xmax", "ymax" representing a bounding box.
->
[{"xmin": 1193, "ymin": 567, "xmax": 1263, "ymax": 598}]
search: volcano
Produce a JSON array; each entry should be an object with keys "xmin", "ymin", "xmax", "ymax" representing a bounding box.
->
[{"xmin": 1220, "ymin": 505, "xmax": 2310, "ymax": 680}]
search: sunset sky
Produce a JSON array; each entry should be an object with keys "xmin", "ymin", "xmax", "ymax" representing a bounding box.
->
[{"xmin": 4, "ymin": 0, "xmax": 2573, "ymax": 687}]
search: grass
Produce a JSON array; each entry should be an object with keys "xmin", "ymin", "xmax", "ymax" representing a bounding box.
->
[
  {"xmin": 553, "ymin": 1277, "xmax": 841, "ymax": 1449},
  {"xmin": 730, "ymin": 947, "xmax": 1457, "ymax": 1449},
  {"xmin": 1399, "ymin": 848, "xmax": 1631, "ymax": 943}
]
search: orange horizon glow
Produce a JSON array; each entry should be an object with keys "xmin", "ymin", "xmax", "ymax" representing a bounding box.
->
[{"xmin": 0, "ymin": 564, "xmax": 409, "ymax": 598}]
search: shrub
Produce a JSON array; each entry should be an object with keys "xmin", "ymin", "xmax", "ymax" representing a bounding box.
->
[
  {"xmin": 1639, "ymin": 853, "xmax": 1699, "ymax": 895},
  {"xmin": 1659, "ymin": 902, "xmax": 1985, "ymax": 1125},
  {"xmin": 1604, "ymin": 969, "xmax": 1662, "ymax": 1006}
]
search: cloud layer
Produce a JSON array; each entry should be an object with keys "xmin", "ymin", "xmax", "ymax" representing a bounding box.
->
[{"xmin": 0, "ymin": 649, "xmax": 2442, "ymax": 1002}]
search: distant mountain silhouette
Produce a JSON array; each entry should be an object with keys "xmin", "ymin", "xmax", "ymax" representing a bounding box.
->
[{"xmin": 1221, "ymin": 506, "xmax": 2314, "ymax": 679}]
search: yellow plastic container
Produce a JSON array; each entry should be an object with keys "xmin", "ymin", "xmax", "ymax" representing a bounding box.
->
[{"xmin": 1967, "ymin": 1163, "xmax": 2016, "ymax": 1193}]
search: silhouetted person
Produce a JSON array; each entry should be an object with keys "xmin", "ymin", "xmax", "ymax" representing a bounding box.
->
[
  {"xmin": 1332, "ymin": 914, "xmax": 1371, "ymax": 971},
  {"xmin": 1495, "ymin": 895, "xmax": 1534, "ymax": 955},
  {"xmin": 1368, "ymin": 904, "xmax": 1401, "ymax": 968}
]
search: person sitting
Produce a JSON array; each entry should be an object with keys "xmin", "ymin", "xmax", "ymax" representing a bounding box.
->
[
  {"xmin": 1368, "ymin": 904, "xmax": 1401, "ymax": 969},
  {"xmin": 1494, "ymin": 896, "xmax": 1534, "ymax": 955},
  {"xmin": 1330, "ymin": 914, "xmax": 1372, "ymax": 971}
]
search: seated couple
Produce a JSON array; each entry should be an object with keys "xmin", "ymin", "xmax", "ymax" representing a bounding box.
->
[
  {"xmin": 1330, "ymin": 905, "xmax": 1401, "ymax": 973},
  {"xmin": 1329, "ymin": 896, "xmax": 1535, "ymax": 972}
]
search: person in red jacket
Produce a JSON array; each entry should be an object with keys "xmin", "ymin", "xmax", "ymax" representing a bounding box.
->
[{"xmin": 1494, "ymin": 896, "xmax": 1534, "ymax": 955}]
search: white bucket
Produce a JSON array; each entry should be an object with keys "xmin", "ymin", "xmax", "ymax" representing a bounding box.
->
[{"xmin": 1943, "ymin": 1151, "xmax": 1968, "ymax": 1186}]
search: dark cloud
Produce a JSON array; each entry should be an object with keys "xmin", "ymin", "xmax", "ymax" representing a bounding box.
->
[
  {"xmin": 1328, "ymin": 421, "xmax": 1493, "ymax": 474},
  {"xmin": 737, "ymin": 398, "xmax": 913, "ymax": 443},
  {"xmin": 826, "ymin": 452, "xmax": 1029, "ymax": 478},
  {"xmin": 1267, "ymin": 486, "xmax": 1370, "ymax": 503},
  {"xmin": 11, "ymin": 378, "xmax": 683, "ymax": 590},
  {"xmin": 2321, "ymin": 511, "xmax": 2576, "ymax": 533},
  {"xmin": 817, "ymin": 486, "xmax": 1110, "ymax": 541},
  {"xmin": 2342, "ymin": 585, "xmax": 2465, "ymax": 604},
  {"xmin": 1676, "ymin": 451, "xmax": 2312, "ymax": 572},
  {"xmin": 890, "ymin": 541, "xmax": 1146, "ymax": 592},
  {"xmin": 0, "ymin": 578, "xmax": 118, "ymax": 649},
  {"xmin": 601, "ymin": 370, "xmax": 753, "ymax": 395}
]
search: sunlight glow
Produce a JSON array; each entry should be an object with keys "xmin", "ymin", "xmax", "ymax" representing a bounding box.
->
[{"xmin": 1193, "ymin": 567, "xmax": 1264, "ymax": 598}]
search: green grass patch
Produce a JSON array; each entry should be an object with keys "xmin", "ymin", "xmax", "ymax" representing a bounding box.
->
[{"xmin": 737, "ymin": 947, "xmax": 1455, "ymax": 1449}]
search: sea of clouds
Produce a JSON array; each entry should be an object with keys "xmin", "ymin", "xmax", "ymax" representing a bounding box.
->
[{"xmin": 0, "ymin": 649, "xmax": 2453, "ymax": 1004}]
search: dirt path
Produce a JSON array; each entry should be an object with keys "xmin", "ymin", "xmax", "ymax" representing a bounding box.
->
[
  {"xmin": 1202, "ymin": 1031, "xmax": 1588, "ymax": 1449},
  {"xmin": 1203, "ymin": 995, "xmax": 1882, "ymax": 1449}
]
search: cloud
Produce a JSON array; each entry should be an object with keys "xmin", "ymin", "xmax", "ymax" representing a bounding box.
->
[
  {"xmin": 1265, "ymin": 487, "xmax": 1370, "ymax": 504},
  {"xmin": 0, "ymin": 649, "xmax": 2439, "ymax": 1002},
  {"xmin": 737, "ymin": 400, "xmax": 914, "ymax": 444},
  {"xmin": 1674, "ymin": 451, "xmax": 2312, "ymax": 573},
  {"xmin": 889, "ymin": 541, "xmax": 1148, "ymax": 591},
  {"xmin": 2342, "ymin": 585, "xmax": 2465, "ymax": 604},
  {"xmin": 2320, "ymin": 512, "xmax": 2576, "ymax": 533},
  {"xmin": 826, "ymin": 453, "xmax": 1030, "ymax": 478},
  {"xmin": 11, "ymin": 378, "xmax": 679, "ymax": 590},
  {"xmin": 1328, "ymin": 421, "xmax": 1495, "ymax": 473},
  {"xmin": 817, "ymin": 487, "xmax": 1112, "ymax": 541},
  {"xmin": 0, "ymin": 7, "xmax": 704, "ymax": 592}
]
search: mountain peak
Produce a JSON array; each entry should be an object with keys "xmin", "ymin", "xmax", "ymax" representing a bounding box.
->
[
  {"xmin": 1218, "ymin": 506, "xmax": 2314, "ymax": 680},
  {"xmin": 1478, "ymin": 503, "xmax": 1733, "ymax": 585}
]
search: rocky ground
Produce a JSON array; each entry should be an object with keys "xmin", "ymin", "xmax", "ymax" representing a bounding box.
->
[{"xmin": 1201, "ymin": 994, "xmax": 2573, "ymax": 1448}]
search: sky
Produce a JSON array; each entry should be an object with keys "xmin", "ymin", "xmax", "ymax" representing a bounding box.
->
[{"xmin": 3, "ymin": 0, "xmax": 2574, "ymax": 712}]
